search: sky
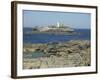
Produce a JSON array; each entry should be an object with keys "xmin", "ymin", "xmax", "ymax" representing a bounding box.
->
[{"xmin": 23, "ymin": 10, "xmax": 91, "ymax": 29}]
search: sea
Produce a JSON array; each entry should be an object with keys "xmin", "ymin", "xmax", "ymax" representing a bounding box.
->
[{"xmin": 23, "ymin": 28, "xmax": 90, "ymax": 44}]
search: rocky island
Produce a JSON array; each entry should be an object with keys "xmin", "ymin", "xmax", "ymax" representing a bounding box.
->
[{"xmin": 25, "ymin": 22, "xmax": 76, "ymax": 35}]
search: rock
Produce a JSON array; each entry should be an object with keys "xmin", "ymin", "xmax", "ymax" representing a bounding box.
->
[
  {"xmin": 26, "ymin": 48, "xmax": 36, "ymax": 52},
  {"xmin": 40, "ymin": 60, "xmax": 48, "ymax": 68},
  {"xmin": 78, "ymin": 43, "xmax": 90, "ymax": 50},
  {"xmin": 67, "ymin": 53, "xmax": 83, "ymax": 66},
  {"xmin": 80, "ymin": 49, "xmax": 91, "ymax": 66},
  {"xmin": 23, "ymin": 58, "xmax": 41, "ymax": 69},
  {"xmin": 67, "ymin": 49, "xmax": 73, "ymax": 54},
  {"xmin": 48, "ymin": 48, "xmax": 58, "ymax": 53},
  {"xmin": 23, "ymin": 40, "xmax": 91, "ymax": 69}
]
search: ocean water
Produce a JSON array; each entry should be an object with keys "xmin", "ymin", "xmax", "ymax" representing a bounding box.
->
[{"xmin": 23, "ymin": 28, "xmax": 90, "ymax": 43}]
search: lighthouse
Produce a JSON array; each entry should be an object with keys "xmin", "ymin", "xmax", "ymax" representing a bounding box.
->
[{"xmin": 57, "ymin": 22, "xmax": 60, "ymax": 28}]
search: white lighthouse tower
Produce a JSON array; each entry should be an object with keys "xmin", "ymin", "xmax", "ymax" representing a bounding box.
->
[{"xmin": 57, "ymin": 22, "xmax": 60, "ymax": 28}]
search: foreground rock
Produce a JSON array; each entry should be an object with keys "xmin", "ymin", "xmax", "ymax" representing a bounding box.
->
[{"xmin": 23, "ymin": 40, "xmax": 91, "ymax": 69}]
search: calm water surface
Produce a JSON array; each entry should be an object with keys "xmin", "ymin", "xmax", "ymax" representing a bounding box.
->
[{"xmin": 23, "ymin": 28, "xmax": 90, "ymax": 43}]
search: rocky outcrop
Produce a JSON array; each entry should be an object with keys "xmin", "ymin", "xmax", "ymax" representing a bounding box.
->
[{"xmin": 23, "ymin": 40, "xmax": 91, "ymax": 69}]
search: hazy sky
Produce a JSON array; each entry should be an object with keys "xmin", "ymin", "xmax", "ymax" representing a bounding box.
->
[{"xmin": 23, "ymin": 10, "xmax": 91, "ymax": 29}]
